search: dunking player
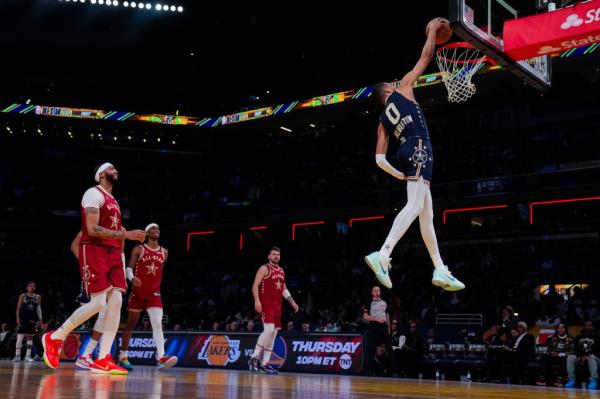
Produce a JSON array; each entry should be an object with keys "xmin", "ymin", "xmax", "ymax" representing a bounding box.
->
[
  {"xmin": 249, "ymin": 247, "xmax": 299, "ymax": 374},
  {"xmin": 365, "ymin": 18, "xmax": 465, "ymax": 291},
  {"xmin": 42, "ymin": 163, "xmax": 146, "ymax": 374},
  {"xmin": 14, "ymin": 281, "xmax": 42, "ymax": 362},
  {"xmin": 118, "ymin": 223, "xmax": 177, "ymax": 370}
]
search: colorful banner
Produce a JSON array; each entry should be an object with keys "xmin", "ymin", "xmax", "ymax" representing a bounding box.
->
[
  {"xmin": 504, "ymin": 0, "xmax": 600, "ymax": 59},
  {"xmin": 72, "ymin": 331, "xmax": 364, "ymax": 374}
]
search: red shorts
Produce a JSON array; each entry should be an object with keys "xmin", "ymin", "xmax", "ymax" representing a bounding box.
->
[
  {"xmin": 79, "ymin": 244, "xmax": 126, "ymax": 295},
  {"xmin": 261, "ymin": 306, "xmax": 282, "ymax": 329},
  {"xmin": 128, "ymin": 288, "xmax": 163, "ymax": 311}
]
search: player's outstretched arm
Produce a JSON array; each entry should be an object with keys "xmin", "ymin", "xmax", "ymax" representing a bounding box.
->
[{"xmin": 399, "ymin": 18, "xmax": 443, "ymax": 90}]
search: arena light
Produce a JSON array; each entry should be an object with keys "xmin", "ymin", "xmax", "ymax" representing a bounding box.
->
[
  {"xmin": 280, "ymin": 126, "xmax": 292, "ymax": 133},
  {"xmin": 155, "ymin": 3, "xmax": 161, "ymax": 9},
  {"xmin": 291, "ymin": 221, "xmax": 325, "ymax": 241},
  {"xmin": 186, "ymin": 230, "xmax": 215, "ymax": 251},
  {"xmin": 529, "ymin": 196, "xmax": 600, "ymax": 224},
  {"xmin": 249, "ymin": 226, "xmax": 268, "ymax": 231},
  {"xmin": 348, "ymin": 216, "xmax": 385, "ymax": 228},
  {"xmin": 442, "ymin": 205, "xmax": 509, "ymax": 224}
]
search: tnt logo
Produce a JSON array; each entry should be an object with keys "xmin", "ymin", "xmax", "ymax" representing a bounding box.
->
[
  {"xmin": 339, "ymin": 353, "xmax": 352, "ymax": 370},
  {"xmin": 561, "ymin": 14, "xmax": 584, "ymax": 30}
]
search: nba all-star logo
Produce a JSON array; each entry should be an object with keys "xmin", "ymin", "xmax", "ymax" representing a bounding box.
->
[{"xmin": 410, "ymin": 147, "xmax": 428, "ymax": 166}]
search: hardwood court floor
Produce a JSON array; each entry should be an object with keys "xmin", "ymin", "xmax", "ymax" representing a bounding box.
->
[{"xmin": 1, "ymin": 361, "xmax": 595, "ymax": 398}]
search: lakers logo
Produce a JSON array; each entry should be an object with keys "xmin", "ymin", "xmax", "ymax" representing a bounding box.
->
[{"xmin": 197, "ymin": 335, "xmax": 241, "ymax": 366}]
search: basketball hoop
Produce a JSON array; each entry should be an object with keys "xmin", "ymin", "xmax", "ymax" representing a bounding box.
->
[{"xmin": 436, "ymin": 42, "xmax": 490, "ymax": 103}]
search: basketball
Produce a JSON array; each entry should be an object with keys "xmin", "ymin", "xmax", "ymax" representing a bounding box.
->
[{"xmin": 426, "ymin": 18, "xmax": 453, "ymax": 45}]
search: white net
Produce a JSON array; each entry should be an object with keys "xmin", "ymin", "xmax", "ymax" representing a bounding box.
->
[{"xmin": 436, "ymin": 44, "xmax": 487, "ymax": 103}]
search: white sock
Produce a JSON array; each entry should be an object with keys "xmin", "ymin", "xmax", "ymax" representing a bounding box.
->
[
  {"xmin": 15, "ymin": 334, "xmax": 24, "ymax": 355},
  {"xmin": 379, "ymin": 179, "xmax": 426, "ymax": 262},
  {"xmin": 419, "ymin": 188, "xmax": 445, "ymax": 269},
  {"xmin": 98, "ymin": 290, "xmax": 122, "ymax": 359},
  {"xmin": 148, "ymin": 307, "xmax": 165, "ymax": 359},
  {"xmin": 261, "ymin": 328, "xmax": 278, "ymax": 364},
  {"xmin": 120, "ymin": 350, "xmax": 128, "ymax": 360},
  {"xmin": 51, "ymin": 293, "xmax": 107, "ymax": 341},
  {"xmin": 25, "ymin": 341, "xmax": 32, "ymax": 358},
  {"xmin": 83, "ymin": 339, "xmax": 98, "ymax": 357},
  {"xmin": 252, "ymin": 331, "xmax": 269, "ymax": 358}
]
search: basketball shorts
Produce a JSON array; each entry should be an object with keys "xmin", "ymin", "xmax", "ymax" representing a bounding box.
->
[
  {"xmin": 79, "ymin": 244, "xmax": 126, "ymax": 295},
  {"xmin": 396, "ymin": 136, "xmax": 433, "ymax": 185},
  {"xmin": 128, "ymin": 288, "xmax": 163, "ymax": 311}
]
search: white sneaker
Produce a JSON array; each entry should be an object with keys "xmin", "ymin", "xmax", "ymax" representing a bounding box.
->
[
  {"xmin": 25, "ymin": 356, "xmax": 35, "ymax": 362},
  {"xmin": 432, "ymin": 266, "xmax": 465, "ymax": 291},
  {"xmin": 12, "ymin": 356, "xmax": 21, "ymax": 362},
  {"xmin": 75, "ymin": 354, "xmax": 93, "ymax": 370},
  {"xmin": 364, "ymin": 251, "xmax": 392, "ymax": 289}
]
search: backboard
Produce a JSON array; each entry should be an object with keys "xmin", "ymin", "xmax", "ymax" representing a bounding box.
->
[{"xmin": 449, "ymin": 0, "xmax": 552, "ymax": 91}]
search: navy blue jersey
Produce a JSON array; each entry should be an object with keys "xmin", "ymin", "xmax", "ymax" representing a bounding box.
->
[
  {"xmin": 380, "ymin": 91, "xmax": 430, "ymax": 141},
  {"xmin": 19, "ymin": 293, "xmax": 40, "ymax": 322}
]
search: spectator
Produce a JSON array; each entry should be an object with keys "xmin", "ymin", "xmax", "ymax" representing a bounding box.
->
[
  {"xmin": 301, "ymin": 322, "xmax": 310, "ymax": 333},
  {"xmin": 395, "ymin": 322, "xmax": 425, "ymax": 378},
  {"xmin": 0, "ymin": 323, "xmax": 12, "ymax": 359},
  {"xmin": 287, "ymin": 321, "xmax": 295, "ymax": 332},
  {"xmin": 566, "ymin": 320, "xmax": 599, "ymax": 389},
  {"xmin": 501, "ymin": 321, "xmax": 535, "ymax": 384},
  {"xmin": 143, "ymin": 320, "xmax": 152, "ymax": 331},
  {"xmin": 484, "ymin": 325, "xmax": 505, "ymax": 382},
  {"xmin": 536, "ymin": 323, "xmax": 574, "ymax": 387},
  {"xmin": 173, "ymin": 324, "xmax": 182, "ymax": 332},
  {"xmin": 230, "ymin": 321, "xmax": 239, "ymax": 332},
  {"xmin": 246, "ymin": 320, "xmax": 256, "ymax": 332},
  {"xmin": 212, "ymin": 322, "xmax": 221, "ymax": 332}
]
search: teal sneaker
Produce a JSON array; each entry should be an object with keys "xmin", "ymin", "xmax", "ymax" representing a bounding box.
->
[
  {"xmin": 432, "ymin": 266, "xmax": 465, "ymax": 291},
  {"xmin": 364, "ymin": 251, "xmax": 392, "ymax": 289},
  {"xmin": 117, "ymin": 357, "xmax": 134, "ymax": 371}
]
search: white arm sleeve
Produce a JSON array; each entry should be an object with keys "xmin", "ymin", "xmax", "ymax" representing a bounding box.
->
[
  {"xmin": 376, "ymin": 154, "xmax": 406, "ymax": 180},
  {"xmin": 81, "ymin": 188, "xmax": 104, "ymax": 209},
  {"xmin": 282, "ymin": 289, "xmax": 292, "ymax": 300},
  {"xmin": 126, "ymin": 267, "xmax": 134, "ymax": 281},
  {"xmin": 36, "ymin": 304, "xmax": 42, "ymax": 322}
]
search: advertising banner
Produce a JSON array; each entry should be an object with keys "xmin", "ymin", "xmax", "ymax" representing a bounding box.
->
[{"xmin": 72, "ymin": 331, "xmax": 363, "ymax": 374}]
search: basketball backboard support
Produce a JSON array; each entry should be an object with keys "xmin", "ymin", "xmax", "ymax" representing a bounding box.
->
[{"xmin": 449, "ymin": 0, "xmax": 552, "ymax": 91}]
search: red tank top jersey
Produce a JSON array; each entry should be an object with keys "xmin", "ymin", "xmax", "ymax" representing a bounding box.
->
[
  {"xmin": 258, "ymin": 263, "xmax": 285, "ymax": 309},
  {"xmin": 134, "ymin": 244, "xmax": 165, "ymax": 293},
  {"xmin": 81, "ymin": 186, "xmax": 122, "ymax": 248}
]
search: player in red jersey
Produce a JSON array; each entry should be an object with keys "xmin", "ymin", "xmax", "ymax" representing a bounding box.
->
[
  {"xmin": 249, "ymin": 247, "xmax": 299, "ymax": 374},
  {"xmin": 118, "ymin": 223, "xmax": 177, "ymax": 370},
  {"xmin": 42, "ymin": 162, "xmax": 146, "ymax": 375}
]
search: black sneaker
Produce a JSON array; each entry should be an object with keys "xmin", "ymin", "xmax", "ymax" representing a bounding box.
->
[
  {"xmin": 248, "ymin": 357, "xmax": 259, "ymax": 372},
  {"xmin": 260, "ymin": 363, "xmax": 279, "ymax": 375}
]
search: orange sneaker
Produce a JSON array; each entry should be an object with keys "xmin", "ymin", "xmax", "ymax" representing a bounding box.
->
[
  {"xmin": 89, "ymin": 354, "xmax": 128, "ymax": 375},
  {"xmin": 42, "ymin": 331, "xmax": 63, "ymax": 369}
]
